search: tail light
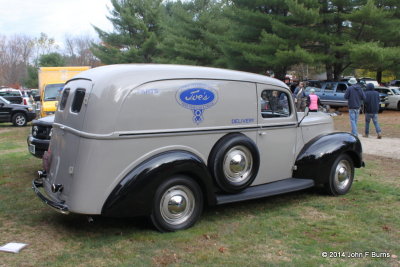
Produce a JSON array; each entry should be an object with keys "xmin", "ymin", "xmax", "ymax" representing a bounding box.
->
[
  {"xmin": 24, "ymin": 99, "xmax": 28, "ymax": 105},
  {"xmin": 42, "ymin": 149, "xmax": 52, "ymax": 172}
]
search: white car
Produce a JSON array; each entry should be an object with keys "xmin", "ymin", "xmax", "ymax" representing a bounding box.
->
[
  {"xmin": 0, "ymin": 88, "xmax": 23, "ymax": 105},
  {"xmin": 375, "ymin": 87, "xmax": 400, "ymax": 110}
]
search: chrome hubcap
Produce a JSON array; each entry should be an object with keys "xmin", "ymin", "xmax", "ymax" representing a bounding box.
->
[
  {"xmin": 223, "ymin": 145, "xmax": 253, "ymax": 184},
  {"xmin": 16, "ymin": 115, "xmax": 25, "ymax": 125},
  {"xmin": 334, "ymin": 160, "xmax": 351, "ymax": 190},
  {"xmin": 160, "ymin": 185, "xmax": 195, "ymax": 225}
]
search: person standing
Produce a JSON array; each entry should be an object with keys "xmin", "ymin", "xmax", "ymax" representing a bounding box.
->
[
  {"xmin": 363, "ymin": 83, "xmax": 382, "ymax": 139},
  {"xmin": 293, "ymin": 82, "xmax": 306, "ymax": 111},
  {"xmin": 306, "ymin": 88, "xmax": 321, "ymax": 112},
  {"xmin": 344, "ymin": 78, "xmax": 366, "ymax": 136}
]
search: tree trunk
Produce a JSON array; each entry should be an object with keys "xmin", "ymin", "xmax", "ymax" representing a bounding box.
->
[
  {"xmin": 376, "ymin": 70, "xmax": 383, "ymax": 84},
  {"xmin": 326, "ymin": 64, "xmax": 333, "ymax": 81},
  {"xmin": 333, "ymin": 62, "xmax": 343, "ymax": 81}
]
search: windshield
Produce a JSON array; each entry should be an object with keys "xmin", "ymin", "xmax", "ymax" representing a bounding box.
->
[
  {"xmin": 0, "ymin": 96, "xmax": 11, "ymax": 104},
  {"xmin": 44, "ymin": 83, "xmax": 64, "ymax": 101},
  {"xmin": 392, "ymin": 88, "xmax": 400, "ymax": 95}
]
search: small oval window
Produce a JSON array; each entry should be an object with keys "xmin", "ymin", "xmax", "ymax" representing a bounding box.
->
[
  {"xmin": 71, "ymin": 89, "xmax": 86, "ymax": 113},
  {"xmin": 59, "ymin": 89, "xmax": 70, "ymax": 111}
]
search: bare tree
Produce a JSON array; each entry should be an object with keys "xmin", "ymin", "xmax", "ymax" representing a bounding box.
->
[
  {"xmin": 31, "ymin": 33, "xmax": 59, "ymax": 67},
  {"xmin": 0, "ymin": 34, "xmax": 34, "ymax": 87},
  {"xmin": 64, "ymin": 34, "xmax": 101, "ymax": 67}
]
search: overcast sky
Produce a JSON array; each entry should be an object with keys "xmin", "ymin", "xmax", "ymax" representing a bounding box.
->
[{"xmin": 0, "ymin": 0, "xmax": 114, "ymax": 45}]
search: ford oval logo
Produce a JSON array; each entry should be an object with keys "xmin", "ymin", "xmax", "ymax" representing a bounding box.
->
[
  {"xmin": 179, "ymin": 88, "xmax": 215, "ymax": 106},
  {"xmin": 176, "ymin": 84, "xmax": 218, "ymax": 125}
]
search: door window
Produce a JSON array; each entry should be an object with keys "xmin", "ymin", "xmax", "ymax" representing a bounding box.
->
[
  {"xmin": 260, "ymin": 90, "xmax": 291, "ymax": 118},
  {"xmin": 336, "ymin": 83, "xmax": 347, "ymax": 93},
  {"xmin": 324, "ymin": 83, "xmax": 334, "ymax": 92}
]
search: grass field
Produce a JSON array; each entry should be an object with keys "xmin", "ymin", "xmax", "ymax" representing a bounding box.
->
[{"xmin": 0, "ymin": 117, "xmax": 399, "ymax": 266}]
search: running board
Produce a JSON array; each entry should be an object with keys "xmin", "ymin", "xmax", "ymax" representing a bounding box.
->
[{"xmin": 216, "ymin": 178, "xmax": 315, "ymax": 205}]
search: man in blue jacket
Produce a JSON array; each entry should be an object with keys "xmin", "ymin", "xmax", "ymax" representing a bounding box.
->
[
  {"xmin": 344, "ymin": 78, "xmax": 366, "ymax": 136},
  {"xmin": 364, "ymin": 83, "xmax": 382, "ymax": 139}
]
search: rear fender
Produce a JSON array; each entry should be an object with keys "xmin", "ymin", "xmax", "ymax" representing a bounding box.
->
[{"xmin": 102, "ymin": 150, "xmax": 216, "ymax": 217}]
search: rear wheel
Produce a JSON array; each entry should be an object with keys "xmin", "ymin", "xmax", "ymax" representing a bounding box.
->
[
  {"xmin": 324, "ymin": 154, "xmax": 354, "ymax": 195},
  {"xmin": 397, "ymin": 101, "xmax": 400, "ymax": 111},
  {"xmin": 12, "ymin": 113, "xmax": 27, "ymax": 126},
  {"xmin": 150, "ymin": 176, "xmax": 203, "ymax": 232}
]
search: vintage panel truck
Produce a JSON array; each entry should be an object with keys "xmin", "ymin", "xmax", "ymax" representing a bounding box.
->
[{"xmin": 33, "ymin": 64, "xmax": 363, "ymax": 232}]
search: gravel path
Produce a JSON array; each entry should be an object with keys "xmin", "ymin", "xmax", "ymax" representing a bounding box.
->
[{"xmin": 358, "ymin": 135, "xmax": 400, "ymax": 160}]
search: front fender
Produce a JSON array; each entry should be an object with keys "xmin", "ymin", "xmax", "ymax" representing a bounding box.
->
[
  {"xmin": 102, "ymin": 150, "xmax": 216, "ymax": 217},
  {"xmin": 294, "ymin": 132, "xmax": 363, "ymax": 184}
]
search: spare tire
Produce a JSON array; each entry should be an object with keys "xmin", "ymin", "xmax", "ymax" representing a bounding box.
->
[{"xmin": 208, "ymin": 133, "xmax": 260, "ymax": 193}]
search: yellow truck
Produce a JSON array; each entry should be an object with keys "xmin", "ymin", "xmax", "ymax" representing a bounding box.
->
[{"xmin": 38, "ymin": 66, "xmax": 90, "ymax": 117}]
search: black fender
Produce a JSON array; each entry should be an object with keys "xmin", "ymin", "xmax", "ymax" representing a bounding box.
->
[
  {"xmin": 102, "ymin": 150, "xmax": 216, "ymax": 217},
  {"xmin": 293, "ymin": 132, "xmax": 363, "ymax": 184}
]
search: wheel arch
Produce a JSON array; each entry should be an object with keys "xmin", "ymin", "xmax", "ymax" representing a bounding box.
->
[
  {"xmin": 101, "ymin": 150, "xmax": 216, "ymax": 218},
  {"xmin": 11, "ymin": 109, "xmax": 27, "ymax": 117},
  {"xmin": 293, "ymin": 132, "xmax": 363, "ymax": 184}
]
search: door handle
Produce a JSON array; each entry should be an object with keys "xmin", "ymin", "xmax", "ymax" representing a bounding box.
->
[{"xmin": 259, "ymin": 132, "xmax": 267, "ymax": 136}]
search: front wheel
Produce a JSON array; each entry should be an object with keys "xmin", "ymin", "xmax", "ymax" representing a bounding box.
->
[
  {"xmin": 150, "ymin": 176, "xmax": 203, "ymax": 232},
  {"xmin": 324, "ymin": 154, "xmax": 354, "ymax": 195},
  {"xmin": 12, "ymin": 113, "xmax": 27, "ymax": 126}
]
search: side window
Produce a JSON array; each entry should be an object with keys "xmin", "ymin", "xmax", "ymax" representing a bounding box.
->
[
  {"xmin": 336, "ymin": 84, "xmax": 347, "ymax": 93},
  {"xmin": 71, "ymin": 89, "xmax": 85, "ymax": 113},
  {"xmin": 260, "ymin": 90, "xmax": 290, "ymax": 118},
  {"xmin": 324, "ymin": 83, "xmax": 334, "ymax": 92},
  {"xmin": 59, "ymin": 88, "xmax": 70, "ymax": 111},
  {"xmin": 306, "ymin": 86, "xmax": 321, "ymax": 93}
]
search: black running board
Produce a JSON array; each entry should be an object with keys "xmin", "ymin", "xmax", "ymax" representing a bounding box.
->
[{"xmin": 216, "ymin": 178, "xmax": 315, "ymax": 205}]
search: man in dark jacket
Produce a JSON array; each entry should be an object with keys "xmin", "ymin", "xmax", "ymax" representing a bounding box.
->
[
  {"xmin": 364, "ymin": 83, "xmax": 382, "ymax": 138},
  {"xmin": 344, "ymin": 78, "xmax": 366, "ymax": 136}
]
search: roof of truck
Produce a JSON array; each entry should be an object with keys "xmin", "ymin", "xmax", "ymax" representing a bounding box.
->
[{"xmin": 71, "ymin": 64, "xmax": 287, "ymax": 90}]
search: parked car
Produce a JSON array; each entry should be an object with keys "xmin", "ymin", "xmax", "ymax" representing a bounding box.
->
[
  {"xmin": 27, "ymin": 115, "xmax": 54, "ymax": 158},
  {"xmin": 0, "ymin": 96, "xmax": 36, "ymax": 126},
  {"xmin": 306, "ymin": 81, "xmax": 388, "ymax": 112},
  {"xmin": 0, "ymin": 88, "xmax": 23, "ymax": 104},
  {"xmin": 358, "ymin": 77, "xmax": 380, "ymax": 87},
  {"xmin": 374, "ymin": 87, "xmax": 400, "ymax": 110},
  {"xmin": 32, "ymin": 64, "xmax": 363, "ymax": 232},
  {"xmin": 389, "ymin": 80, "xmax": 400, "ymax": 87}
]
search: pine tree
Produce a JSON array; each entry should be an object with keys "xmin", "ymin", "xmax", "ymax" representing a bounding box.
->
[
  {"xmin": 156, "ymin": 0, "xmax": 228, "ymax": 67},
  {"xmin": 220, "ymin": 0, "xmax": 317, "ymax": 80},
  {"xmin": 92, "ymin": 0, "xmax": 163, "ymax": 64},
  {"xmin": 346, "ymin": 0, "xmax": 400, "ymax": 82}
]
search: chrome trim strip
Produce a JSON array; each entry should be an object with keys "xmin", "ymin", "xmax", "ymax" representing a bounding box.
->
[
  {"xmin": 52, "ymin": 122, "xmax": 298, "ymax": 140},
  {"xmin": 53, "ymin": 123, "xmax": 299, "ymax": 140}
]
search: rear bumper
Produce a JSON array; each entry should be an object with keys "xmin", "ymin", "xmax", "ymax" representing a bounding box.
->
[{"xmin": 32, "ymin": 178, "xmax": 69, "ymax": 214}]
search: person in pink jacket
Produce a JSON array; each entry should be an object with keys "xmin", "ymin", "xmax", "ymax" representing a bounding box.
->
[{"xmin": 306, "ymin": 88, "xmax": 322, "ymax": 112}]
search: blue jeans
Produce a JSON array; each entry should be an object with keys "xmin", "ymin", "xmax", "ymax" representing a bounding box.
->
[
  {"xmin": 349, "ymin": 109, "xmax": 360, "ymax": 136},
  {"xmin": 365, "ymin": 113, "xmax": 381, "ymax": 135}
]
